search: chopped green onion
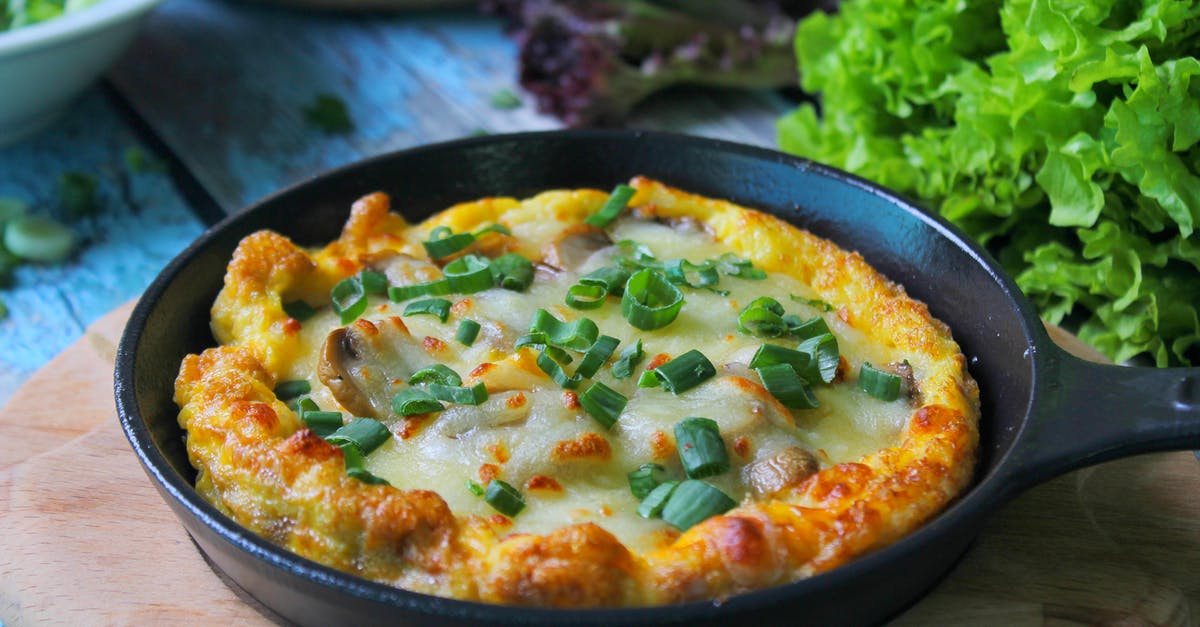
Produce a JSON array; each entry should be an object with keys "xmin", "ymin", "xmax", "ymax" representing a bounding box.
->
[
  {"xmin": 422, "ymin": 226, "xmax": 476, "ymax": 259},
  {"xmin": 716, "ymin": 253, "xmax": 766, "ymax": 280},
  {"xmin": 274, "ymin": 379, "xmax": 311, "ymax": 400},
  {"xmin": 578, "ymin": 266, "xmax": 632, "ymax": 296},
  {"xmin": 391, "ymin": 388, "xmax": 444, "ymax": 416},
  {"xmin": 347, "ymin": 467, "xmax": 392, "ymax": 485},
  {"xmin": 429, "ymin": 382, "xmax": 489, "ymax": 405},
  {"xmin": 484, "ymin": 479, "xmax": 525, "ymax": 517},
  {"xmin": 797, "ymin": 333, "xmax": 840, "ymax": 384},
  {"xmin": 326, "ymin": 418, "xmax": 392, "ymax": 455},
  {"xmin": 515, "ymin": 334, "xmax": 575, "ymax": 364},
  {"xmin": 737, "ymin": 305, "xmax": 787, "ymax": 338},
  {"xmin": 408, "ymin": 364, "xmax": 462, "ymax": 386},
  {"xmin": 341, "ymin": 443, "xmax": 391, "ymax": 486},
  {"xmin": 456, "ymin": 319, "xmax": 482, "ymax": 346},
  {"xmin": 646, "ymin": 350, "xmax": 715, "ymax": 395},
  {"xmin": 664, "ymin": 259, "xmax": 720, "ymax": 289},
  {"xmin": 387, "ymin": 278, "xmax": 452, "ymax": 302},
  {"xmin": 58, "ymin": 172, "xmax": 98, "ymax": 217},
  {"xmin": 674, "ymin": 417, "xmax": 729, "ymax": 479},
  {"xmin": 282, "ymin": 300, "xmax": 317, "ymax": 321},
  {"xmin": 330, "ymin": 276, "xmax": 367, "ymax": 325},
  {"xmin": 627, "ymin": 463, "xmax": 666, "ymax": 500},
  {"xmin": 584, "ymin": 184, "xmax": 636, "ymax": 228},
  {"xmin": 359, "ymin": 269, "xmax": 389, "ymax": 295},
  {"xmin": 300, "ymin": 407, "xmax": 343, "ymax": 438},
  {"xmin": 621, "ymin": 268, "xmax": 685, "ymax": 330},
  {"xmin": 637, "ymin": 481, "xmax": 679, "ymax": 519},
  {"xmin": 536, "ymin": 350, "xmax": 582, "ymax": 389},
  {"xmin": 403, "ymin": 298, "xmax": 452, "ymax": 322},
  {"xmin": 3, "ymin": 215, "xmax": 76, "ymax": 263},
  {"xmin": 747, "ymin": 296, "xmax": 785, "ymax": 316},
  {"xmin": 528, "ymin": 309, "xmax": 599, "ymax": 351},
  {"xmin": 660, "ymin": 480, "xmax": 737, "ymax": 530},
  {"xmin": 296, "ymin": 397, "xmax": 320, "ymax": 415},
  {"xmin": 859, "ymin": 362, "xmax": 902, "ymax": 401},
  {"xmin": 748, "ymin": 343, "xmax": 811, "ymax": 373},
  {"xmin": 790, "ymin": 316, "xmax": 831, "ymax": 340},
  {"xmin": 756, "ymin": 363, "xmax": 820, "ymax": 409},
  {"xmin": 490, "ymin": 253, "xmax": 534, "ymax": 291},
  {"xmin": 611, "ymin": 339, "xmax": 644, "ymax": 379},
  {"xmin": 467, "ymin": 480, "xmax": 485, "ymax": 496},
  {"xmin": 578, "ymin": 381, "xmax": 627, "ymax": 429},
  {"xmin": 443, "ymin": 254, "xmax": 495, "ymax": 293},
  {"xmin": 565, "ymin": 283, "xmax": 607, "ymax": 309},
  {"xmin": 791, "ymin": 295, "xmax": 834, "ymax": 312},
  {"xmin": 637, "ymin": 369, "xmax": 660, "ymax": 388},
  {"xmin": 576, "ymin": 335, "xmax": 620, "ymax": 379}
]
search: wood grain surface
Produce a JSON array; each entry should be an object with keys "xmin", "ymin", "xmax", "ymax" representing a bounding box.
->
[{"xmin": 1, "ymin": 306, "xmax": 1196, "ymax": 625}]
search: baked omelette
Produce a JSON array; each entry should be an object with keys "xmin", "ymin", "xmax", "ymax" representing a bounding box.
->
[{"xmin": 175, "ymin": 177, "xmax": 979, "ymax": 607}]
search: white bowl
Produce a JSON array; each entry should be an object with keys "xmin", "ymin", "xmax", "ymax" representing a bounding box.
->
[{"xmin": 0, "ymin": 0, "xmax": 163, "ymax": 146}]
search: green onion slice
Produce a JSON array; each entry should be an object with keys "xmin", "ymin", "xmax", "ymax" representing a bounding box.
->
[
  {"xmin": 300, "ymin": 407, "xmax": 342, "ymax": 438},
  {"xmin": 282, "ymin": 300, "xmax": 317, "ymax": 322},
  {"xmin": 467, "ymin": 479, "xmax": 485, "ymax": 496},
  {"xmin": 575, "ymin": 335, "xmax": 620, "ymax": 379},
  {"xmin": 422, "ymin": 227, "xmax": 475, "ymax": 259},
  {"xmin": 737, "ymin": 305, "xmax": 787, "ymax": 338},
  {"xmin": 443, "ymin": 254, "xmax": 495, "ymax": 293},
  {"xmin": 621, "ymin": 269, "xmax": 684, "ymax": 330},
  {"xmin": 716, "ymin": 253, "xmax": 766, "ymax": 280},
  {"xmin": 528, "ymin": 309, "xmax": 599, "ymax": 351},
  {"xmin": 611, "ymin": 339, "xmax": 644, "ymax": 379},
  {"xmin": 859, "ymin": 362, "xmax": 903, "ymax": 401},
  {"xmin": 665, "ymin": 259, "xmax": 720, "ymax": 289},
  {"xmin": 756, "ymin": 363, "xmax": 820, "ymax": 409},
  {"xmin": 584, "ymin": 184, "xmax": 636, "ymax": 228},
  {"xmin": 647, "ymin": 350, "xmax": 715, "ymax": 395},
  {"xmin": 637, "ymin": 369, "xmax": 660, "ymax": 388},
  {"xmin": 674, "ymin": 417, "xmax": 730, "ymax": 478},
  {"xmin": 797, "ymin": 333, "xmax": 840, "ymax": 384},
  {"xmin": 347, "ymin": 467, "xmax": 392, "ymax": 485},
  {"xmin": 748, "ymin": 343, "xmax": 811, "ymax": 373},
  {"xmin": 429, "ymin": 382, "xmax": 489, "ymax": 405},
  {"xmin": 456, "ymin": 319, "xmax": 482, "ymax": 346},
  {"xmin": 536, "ymin": 350, "xmax": 582, "ymax": 389},
  {"xmin": 387, "ymin": 278, "xmax": 452, "ymax": 302},
  {"xmin": 391, "ymin": 388, "xmax": 445, "ymax": 416},
  {"xmin": 359, "ymin": 269, "xmax": 389, "ymax": 295},
  {"xmin": 326, "ymin": 418, "xmax": 392, "ymax": 455},
  {"xmin": 627, "ymin": 463, "xmax": 666, "ymax": 500},
  {"xmin": 790, "ymin": 316, "xmax": 832, "ymax": 340},
  {"xmin": 331, "ymin": 276, "xmax": 367, "ymax": 325},
  {"xmin": 274, "ymin": 379, "xmax": 311, "ymax": 400},
  {"xmin": 565, "ymin": 283, "xmax": 607, "ymax": 310},
  {"xmin": 403, "ymin": 298, "xmax": 452, "ymax": 322},
  {"xmin": 661, "ymin": 480, "xmax": 737, "ymax": 530},
  {"xmin": 579, "ymin": 266, "xmax": 632, "ymax": 296},
  {"xmin": 339, "ymin": 444, "xmax": 391, "ymax": 485},
  {"xmin": 484, "ymin": 479, "xmax": 526, "ymax": 517},
  {"xmin": 637, "ymin": 481, "xmax": 679, "ymax": 519},
  {"xmin": 489, "ymin": 253, "xmax": 534, "ymax": 291},
  {"xmin": 578, "ymin": 381, "xmax": 627, "ymax": 429},
  {"xmin": 791, "ymin": 295, "xmax": 834, "ymax": 312},
  {"xmin": 408, "ymin": 364, "xmax": 462, "ymax": 386}
]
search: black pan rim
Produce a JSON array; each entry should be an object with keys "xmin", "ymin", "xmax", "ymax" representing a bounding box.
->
[{"xmin": 115, "ymin": 128, "xmax": 1051, "ymax": 623}]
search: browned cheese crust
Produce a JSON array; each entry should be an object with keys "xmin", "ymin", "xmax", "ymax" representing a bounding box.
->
[{"xmin": 175, "ymin": 177, "xmax": 980, "ymax": 607}]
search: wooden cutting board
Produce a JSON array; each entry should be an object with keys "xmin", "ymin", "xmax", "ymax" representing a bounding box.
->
[{"xmin": 2, "ymin": 304, "xmax": 1198, "ymax": 625}]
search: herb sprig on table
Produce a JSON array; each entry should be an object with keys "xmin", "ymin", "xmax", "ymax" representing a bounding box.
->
[{"xmin": 778, "ymin": 0, "xmax": 1200, "ymax": 366}]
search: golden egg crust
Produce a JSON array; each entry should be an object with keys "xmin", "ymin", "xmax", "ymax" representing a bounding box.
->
[{"xmin": 175, "ymin": 177, "xmax": 979, "ymax": 607}]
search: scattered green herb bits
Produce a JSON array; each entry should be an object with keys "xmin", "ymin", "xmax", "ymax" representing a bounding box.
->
[
  {"xmin": 860, "ymin": 362, "xmax": 903, "ymax": 401},
  {"xmin": 674, "ymin": 417, "xmax": 730, "ymax": 479},
  {"xmin": 660, "ymin": 480, "xmax": 737, "ymax": 530},
  {"xmin": 627, "ymin": 463, "xmax": 666, "ymax": 500},
  {"xmin": 485, "ymin": 479, "xmax": 526, "ymax": 517}
]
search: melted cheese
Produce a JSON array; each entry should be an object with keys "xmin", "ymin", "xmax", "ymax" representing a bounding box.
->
[{"xmin": 281, "ymin": 218, "xmax": 913, "ymax": 554}]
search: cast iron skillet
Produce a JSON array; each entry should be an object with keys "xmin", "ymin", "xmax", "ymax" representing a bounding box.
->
[{"xmin": 115, "ymin": 130, "xmax": 1200, "ymax": 626}]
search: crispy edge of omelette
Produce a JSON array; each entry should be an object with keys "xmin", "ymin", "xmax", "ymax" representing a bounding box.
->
[{"xmin": 173, "ymin": 177, "xmax": 980, "ymax": 607}]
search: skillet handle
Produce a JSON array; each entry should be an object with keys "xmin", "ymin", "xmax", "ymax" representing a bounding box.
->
[{"xmin": 1004, "ymin": 348, "xmax": 1200, "ymax": 488}]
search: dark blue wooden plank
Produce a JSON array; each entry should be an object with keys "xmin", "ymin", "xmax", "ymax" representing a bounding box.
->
[{"xmin": 0, "ymin": 89, "xmax": 205, "ymax": 404}]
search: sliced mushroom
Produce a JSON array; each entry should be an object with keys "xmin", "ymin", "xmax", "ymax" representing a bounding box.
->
[
  {"xmin": 317, "ymin": 317, "xmax": 432, "ymax": 419},
  {"xmin": 541, "ymin": 224, "xmax": 611, "ymax": 271},
  {"xmin": 743, "ymin": 446, "xmax": 820, "ymax": 499}
]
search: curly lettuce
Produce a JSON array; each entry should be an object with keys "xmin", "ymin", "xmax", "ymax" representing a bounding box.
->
[{"xmin": 778, "ymin": 0, "xmax": 1200, "ymax": 366}]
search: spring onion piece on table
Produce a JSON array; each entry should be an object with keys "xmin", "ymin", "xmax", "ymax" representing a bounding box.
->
[
  {"xmin": 403, "ymin": 298, "xmax": 452, "ymax": 322},
  {"xmin": 3, "ymin": 216, "xmax": 76, "ymax": 263},
  {"xmin": 358, "ymin": 269, "xmax": 389, "ymax": 295},
  {"xmin": 331, "ymin": 276, "xmax": 368, "ymax": 325},
  {"xmin": 584, "ymin": 184, "xmax": 636, "ymax": 228},
  {"xmin": 621, "ymin": 268, "xmax": 684, "ymax": 330},
  {"xmin": 797, "ymin": 333, "xmax": 840, "ymax": 384},
  {"xmin": 489, "ymin": 253, "xmax": 534, "ymax": 291},
  {"xmin": 578, "ymin": 381, "xmax": 627, "ymax": 429},
  {"xmin": 282, "ymin": 300, "xmax": 317, "ymax": 322},
  {"xmin": 756, "ymin": 363, "xmax": 820, "ymax": 409},
  {"xmin": 661, "ymin": 480, "xmax": 737, "ymax": 530},
  {"xmin": 859, "ymin": 362, "xmax": 903, "ymax": 401},
  {"xmin": 627, "ymin": 463, "xmax": 666, "ymax": 499},
  {"xmin": 674, "ymin": 417, "xmax": 729, "ymax": 478},
  {"xmin": 408, "ymin": 364, "xmax": 462, "ymax": 386},
  {"xmin": 274, "ymin": 379, "xmax": 311, "ymax": 400},
  {"xmin": 637, "ymin": 481, "xmax": 680, "ymax": 519},
  {"xmin": 429, "ymin": 383, "xmax": 489, "ymax": 405},
  {"xmin": 485, "ymin": 479, "xmax": 526, "ymax": 517},
  {"xmin": 326, "ymin": 418, "xmax": 392, "ymax": 455},
  {"xmin": 456, "ymin": 319, "xmax": 482, "ymax": 346},
  {"xmin": 645, "ymin": 350, "xmax": 715, "ymax": 394},
  {"xmin": 443, "ymin": 255, "xmax": 494, "ymax": 293},
  {"xmin": 611, "ymin": 339, "xmax": 644, "ymax": 379},
  {"xmin": 391, "ymin": 389, "xmax": 445, "ymax": 416}
]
